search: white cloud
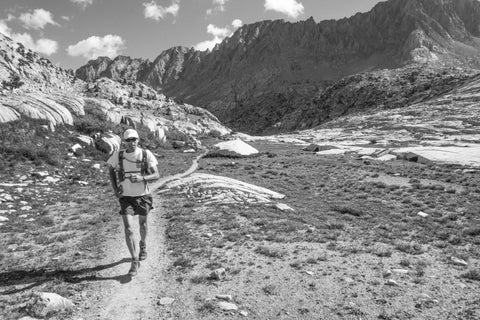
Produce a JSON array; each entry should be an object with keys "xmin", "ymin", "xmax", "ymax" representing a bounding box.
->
[
  {"xmin": 70, "ymin": 0, "xmax": 94, "ymax": 9},
  {"xmin": 19, "ymin": 8, "xmax": 59, "ymax": 30},
  {"xmin": 66, "ymin": 34, "xmax": 125, "ymax": 60},
  {"xmin": 0, "ymin": 20, "xmax": 12, "ymax": 36},
  {"xmin": 264, "ymin": 0, "xmax": 304, "ymax": 18},
  {"xmin": 143, "ymin": 1, "xmax": 179, "ymax": 21},
  {"xmin": 0, "ymin": 19, "xmax": 57, "ymax": 55},
  {"xmin": 206, "ymin": 0, "xmax": 229, "ymax": 15},
  {"xmin": 232, "ymin": 19, "xmax": 243, "ymax": 29},
  {"xmin": 14, "ymin": 33, "xmax": 58, "ymax": 55},
  {"xmin": 194, "ymin": 19, "xmax": 242, "ymax": 51}
]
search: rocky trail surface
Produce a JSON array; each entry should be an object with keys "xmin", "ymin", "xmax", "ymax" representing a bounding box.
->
[{"xmin": 76, "ymin": 152, "xmax": 206, "ymax": 319}]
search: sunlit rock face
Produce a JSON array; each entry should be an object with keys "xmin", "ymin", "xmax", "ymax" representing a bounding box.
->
[
  {"xmin": 0, "ymin": 30, "xmax": 231, "ymax": 144},
  {"xmin": 75, "ymin": 0, "xmax": 480, "ymax": 134}
]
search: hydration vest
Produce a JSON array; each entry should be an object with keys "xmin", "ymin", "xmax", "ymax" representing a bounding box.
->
[{"xmin": 117, "ymin": 148, "xmax": 148, "ymax": 182}]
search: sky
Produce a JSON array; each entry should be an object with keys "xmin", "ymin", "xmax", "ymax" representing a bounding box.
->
[{"xmin": 0, "ymin": 0, "xmax": 384, "ymax": 70}]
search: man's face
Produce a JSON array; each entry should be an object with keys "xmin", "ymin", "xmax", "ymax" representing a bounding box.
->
[{"xmin": 125, "ymin": 137, "xmax": 138, "ymax": 151}]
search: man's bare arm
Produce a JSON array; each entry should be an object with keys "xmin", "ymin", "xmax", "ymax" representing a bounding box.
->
[{"xmin": 108, "ymin": 166, "xmax": 121, "ymax": 197}]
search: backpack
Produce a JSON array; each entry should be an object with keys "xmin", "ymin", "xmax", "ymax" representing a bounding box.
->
[{"xmin": 117, "ymin": 148, "xmax": 148, "ymax": 182}]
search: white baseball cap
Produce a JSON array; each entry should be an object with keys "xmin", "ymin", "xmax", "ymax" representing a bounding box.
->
[{"xmin": 123, "ymin": 129, "xmax": 139, "ymax": 140}]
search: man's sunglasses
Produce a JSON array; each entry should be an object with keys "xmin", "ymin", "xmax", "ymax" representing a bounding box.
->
[{"xmin": 125, "ymin": 138, "xmax": 137, "ymax": 142}]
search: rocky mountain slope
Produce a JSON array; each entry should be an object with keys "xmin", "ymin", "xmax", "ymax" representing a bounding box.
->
[
  {"xmin": 0, "ymin": 32, "xmax": 230, "ymax": 150},
  {"xmin": 76, "ymin": 0, "xmax": 480, "ymax": 134}
]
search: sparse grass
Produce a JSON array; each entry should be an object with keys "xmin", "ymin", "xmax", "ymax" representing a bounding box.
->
[
  {"xmin": 331, "ymin": 204, "xmax": 364, "ymax": 217},
  {"xmin": 461, "ymin": 269, "xmax": 480, "ymax": 281},
  {"xmin": 255, "ymin": 245, "xmax": 287, "ymax": 258},
  {"xmin": 190, "ymin": 274, "xmax": 209, "ymax": 284},
  {"xmin": 399, "ymin": 257, "xmax": 411, "ymax": 267},
  {"xmin": 374, "ymin": 245, "xmax": 393, "ymax": 257},
  {"xmin": 197, "ymin": 300, "xmax": 217, "ymax": 314},
  {"xmin": 262, "ymin": 284, "xmax": 278, "ymax": 295},
  {"xmin": 394, "ymin": 241, "xmax": 425, "ymax": 255}
]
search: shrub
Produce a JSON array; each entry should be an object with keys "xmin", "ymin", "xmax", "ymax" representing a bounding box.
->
[
  {"xmin": 461, "ymin": 269, "xmax": 480, "ymax": 281},
  {"xmin": 331, "ymin": 204, "xmax": 364, "ymax": 217},
  {"xmin": 255, "ymin": 245, "xmax": 287, "ymax": 258},
  {"xmin": 395, "ymin": 241, "xmax": 424, "ymax": 255},
  {"xmin": 2, "ymin": 73, "xmax": 24, "ymax": 90}
]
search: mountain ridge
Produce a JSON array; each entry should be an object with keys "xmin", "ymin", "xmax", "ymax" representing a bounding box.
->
[{"xmin": 76, "ymin": 0, "xmax": 480, "ymax": 133}]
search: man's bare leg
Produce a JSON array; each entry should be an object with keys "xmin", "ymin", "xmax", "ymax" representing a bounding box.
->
[
  {"xmin": 139, "ymin": 215, "xmax": 148, "ymax": 260},
  {"xmin": 122, "ymin": 214, "xmax": 138, "ymax": 260},
  {"xmin": 139, "ymin": 215, "xmax": 148, "ymax": 244}
]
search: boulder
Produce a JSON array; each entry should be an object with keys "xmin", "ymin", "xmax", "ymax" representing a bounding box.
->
[
  {"xmin": 95, "ymin": 132, "xmax": 121, "ymax": 154},
  {"xmin": 70, "ymin": 144, "xmax": 83, "ymax": 154},
  {"xmin": 75, "ymin": 135, "xmax": 95, "ymax": 147},
  {"xmin": 155, "ymin": 127, "xmax": 166, "ymax": 143},
  {"xmin": 209, "ymin": 139, "xmax": 258, "ymax": 157},
  {"xmin": 29, "ymin": 292, "xmax": 74, "ymax": 318}
]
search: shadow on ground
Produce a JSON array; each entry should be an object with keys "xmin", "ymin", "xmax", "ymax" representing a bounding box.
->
[{"xmin": 0, "ymin": 258, "xmax": 132, "ymax": 295}]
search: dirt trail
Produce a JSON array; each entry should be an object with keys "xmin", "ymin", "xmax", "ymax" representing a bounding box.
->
[{"xmin": 80, "ymin": 152, "xmax": 204, "ymax": 320}]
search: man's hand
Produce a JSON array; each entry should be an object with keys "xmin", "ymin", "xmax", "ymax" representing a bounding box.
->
[
  {"xmin": 114, "ymin": 189, "xmax": 122, "ymax": 198},
  {"xmin": 129, "ymin": 174, "xmax": 144, "ymax": 183}
]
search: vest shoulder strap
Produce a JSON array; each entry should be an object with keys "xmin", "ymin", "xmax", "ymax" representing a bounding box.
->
[{"xmin": 141, "ymin": 148, "xmax": 148, "ymax": 175}]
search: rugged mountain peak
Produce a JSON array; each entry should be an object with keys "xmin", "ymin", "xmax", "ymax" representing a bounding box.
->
[
  {"xmin": 0, "ymin": 32, "xmax": 79, "ymax": 92},
  {"xmin": 75, "ymin": 0, "xmax": 480, "ymax": 134}
]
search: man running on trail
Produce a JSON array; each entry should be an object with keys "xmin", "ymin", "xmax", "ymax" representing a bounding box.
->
[{"xmin": 108, "ymin": 129, "xmax": 159, "ymax": 277}]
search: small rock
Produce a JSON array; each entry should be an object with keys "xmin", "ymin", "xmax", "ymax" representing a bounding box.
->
[
  {"xmin": 77, "ymin": 181, "xmax": 89, "ymax": 186},
  {"xmin": 216, "ymin": 294, "xmax": 233, "ymax": 301},
  {"xmin": 417, "ymin": 211, "xmax": 429, "ymax": 218},
  {"xmin": 183, "ymin": 149, "xmax": 196, "ymax": 153},
  {"xmin": 343, "ymin": 277, "xmax": 354, "ymax": 283},
  {"xmin": 383, "ymin": 270, "xmax": 392, "ymax": 278},
  {"xmin": 205, "ymin": 233, "xmax": 213, "ymax": 238},
  {"xmin": 451, "ymin": 257, "xmax": 468, "ymax": 267},
  {"xmin": 239, "ymin": 310, "xmax": 248, "ymax": 317},
  {"xmin": 32, "ymin": 171, "xmax": 49, "ymax": 179},
  {"xmin": 45, "ymin": 176, "xmax": 61, "ymax": 184},
  {"xmin": 210, "ymin": 268, "xmax": 226, "ymax": 280},
  {"xmin": 462, "ymin": 169, "xmax": 476, "ymax": 174},
  {"xmin": 20, "ymin": 175, "xmax": 28, "ymax": 181},
  {"xmin": 70, "ymin": 144, "xmax": 83, "ymax": 154},
  {"xmin": 392, "ymin": 269, "xmax": 409, "ymax": 274},
  {"xmin": 0, "ymin": 216, "xmax": 9, "ymax": 222},
  {"xmin": 217, "ymin": 301, "xmax": 238, "ymax": 311},
  {"xmin": 30, "ymin": 292, "xmax": 74, "ymax": 318},
  {"xmin": 304, "ymin": 270, "xmax": 314, "ymax": 276},
  {"xmin": 21, "ymin": 206, "xmax": 32, "ymax": 211},
  {"xmin": 92, "ymin": 164, "xmax": 101, "ymax": 170},
  {"xmin": 385, "ymin": 279, "xmax": 399, "ymax": 286},
  {"xmin": 1, "ymin": 194, "xmax": 13, "ymax": 202},
  {"xmin": 81, "ymin": 159, "xmax": 91, "ymax": 162},
  {"xmin": 275, "ymin": 203, "xmax": 294, "ymax": 211},
  {"xmin": 158, "ymin": 297, "xmax": 175, "ymax": 306}
]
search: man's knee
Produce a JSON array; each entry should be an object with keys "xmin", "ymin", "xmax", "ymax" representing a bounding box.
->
[
  {"xmin": 139, "ymin": 217, "xmax": 148, "ymax": 227},
  {"xmin": 124, "ymin": 225, "xmax": 134, "ymax": 236}
]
